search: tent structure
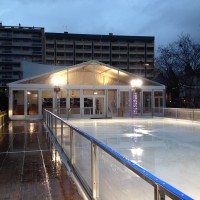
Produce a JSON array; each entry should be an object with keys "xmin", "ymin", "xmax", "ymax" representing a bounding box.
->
[{"xmin": 8, "ymin": 60, "xmax": 165, "ymax": 120}]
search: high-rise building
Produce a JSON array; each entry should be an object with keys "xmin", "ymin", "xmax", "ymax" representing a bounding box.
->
[
  {"xmin": 45, "ymin": 32, "xmax": 154, "ymax": 78},
  {"xmin": 0, "ymin": 23, "xmax": 45, "ymax": 91}
]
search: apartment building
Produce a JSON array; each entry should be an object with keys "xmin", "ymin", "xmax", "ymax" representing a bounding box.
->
[
  {"xmin": 0, "ymin": 23, "xmax": 45, "ymax": 91},
  {"xmin": 0, "ymin": 23, "xmax": 154, "ymax": 91},
  {"xmin": 45, "ymin": 32, "xmax": 154, "ymax": 78}
]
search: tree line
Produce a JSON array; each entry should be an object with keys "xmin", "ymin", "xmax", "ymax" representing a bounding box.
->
[{"xmin": 155, "ymin": 34, "xmax": 200, "ymax": 108}]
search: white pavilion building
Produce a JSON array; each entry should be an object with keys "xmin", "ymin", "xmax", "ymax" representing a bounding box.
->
[{"xmin": 8, "ymin": 60, "xmax": 165, "ymax": 120}]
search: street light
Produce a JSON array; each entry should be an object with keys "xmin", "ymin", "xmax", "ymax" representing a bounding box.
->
[
  {"xmin": 130, "ymin": 79, "xmax": 143, "ymax": 117},
  {"xmin": 51, "ymin": 76, "xmax": 65, "ymax": 114}
]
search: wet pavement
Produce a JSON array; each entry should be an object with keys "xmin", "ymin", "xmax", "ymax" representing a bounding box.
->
[{"xmin": 0, "ymin": 120, "xmax": 83, "ymax": 200}]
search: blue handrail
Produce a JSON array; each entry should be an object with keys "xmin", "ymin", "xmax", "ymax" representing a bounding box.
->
[{"xmin": 43, "ymin": 109, "xmax": 194, "ymax": 200}]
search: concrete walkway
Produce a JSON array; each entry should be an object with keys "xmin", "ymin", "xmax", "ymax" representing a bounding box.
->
[{"xmin": 0, "ymin": 120, "xmax": 83, "ymax": 200}]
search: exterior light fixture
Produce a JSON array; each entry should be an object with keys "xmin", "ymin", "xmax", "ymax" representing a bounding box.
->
[
  {"xmin": 130, "ymin": 79, "xmax": 143, "ymax": 91},
  {"xmin": 51, "ymin": 76, "xmax": 65, "ymax": 86},
  {"xmin": 51, "ymin": 76, "xmax": 65, "ymax": 114}
]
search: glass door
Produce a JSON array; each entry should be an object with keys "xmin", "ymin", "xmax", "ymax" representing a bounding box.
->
[
  {"xmin": 83, "ymin": 96, "xmax": 105, "ymax": 117},
  {"xmin": 154, "ymin": 91, "xmax": 163, "ymax": 114},
  {"xmin": 95, "ymin": 96, "xmax": 105, "ymax": 115},
  {"xmin": 84, "ymin": 97, "xmax": 93, "ymax": 115}
]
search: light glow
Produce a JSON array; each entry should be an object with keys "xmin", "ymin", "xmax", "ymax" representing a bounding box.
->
[
  {"xmin": 51, "ymin": 76, "xmax": 65, "ymax": 86},
  {"xmin": 130, "ymin": 79, "xmax": 143, "ymax": 88},
  {"xmin": 131, "ymin": 148, "xmax": 143, "ymax": 156}
]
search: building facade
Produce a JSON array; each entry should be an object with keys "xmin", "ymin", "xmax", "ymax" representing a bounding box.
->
[
  {"xmin": 45, "ymin": 32, "xmax": 154, "ymax": 78},
  {"xmin": 1, "ymin": 23, "xmax": 155, "ymax": 92},
  {"xmin": 8, "ymin": 61, "xmax": 165, "ymax": 120},
  {"xmin": 0, "ymin": 23, "xmax": 45, "ymax": 92}
]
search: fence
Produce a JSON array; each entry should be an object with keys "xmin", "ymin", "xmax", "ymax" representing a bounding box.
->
[
  {"xmin": 153, "ymin": 108, "xmax": 200, "ymax": 121},
  {"xmin": 43, "ymin": 109, "xmax": 193, "ymax": 200},
  {"xmin": 0, "ymin": 111, "xmax": 7, "ymax": 128}
]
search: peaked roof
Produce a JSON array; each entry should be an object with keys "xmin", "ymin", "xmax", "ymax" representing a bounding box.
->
[{"xmin": 8, "ymin": 60, "xmax": 164, "ymax": 87}]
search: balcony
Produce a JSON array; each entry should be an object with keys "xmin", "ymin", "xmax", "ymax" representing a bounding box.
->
[
  {"xmin": 112, "ymin": 42, "xmax": 127, "ymax": 47},
  {"xmin": 93, "ymin": 42, "xmax": 110, "ymax": 46},
  {"xmin": 0, "ymin": 42, "xmax": 12, "ymax": 46},
  {"xmin": 75, "ymin": 41, "xmax": 92, "ymax": 45},
  {"xmin": 45, "ymin": 40, "xmax": 54, "ymax": 44},
  {"xmin": 129, "ymin": 43, "xmax": 145, "ymax": 47},
  {"xmin": 0, "ymin": 74, "xmax": 19, "ymax": 79}
]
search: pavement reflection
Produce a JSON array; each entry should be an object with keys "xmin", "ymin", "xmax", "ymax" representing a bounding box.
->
[{"xmin": 0, "ymin": 120, "xmax": 83, "ymax": 200}]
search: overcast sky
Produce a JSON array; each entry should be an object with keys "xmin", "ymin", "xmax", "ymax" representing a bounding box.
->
[{"xmin": 0, "ymin": 0, "xmax": 200, "ymax": 49}]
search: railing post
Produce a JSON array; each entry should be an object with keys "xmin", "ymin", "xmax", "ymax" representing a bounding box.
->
[
  {"xmin": 192, "ymin": 109, "xmax": 194, "ymax": 122},
  {"xmin": 50, "ymin": 115, "xmax": 53, "ymax": 131},
  {"xmin": 45, "ymin": 111, "xmax": 47, "ymax": 124},
  {"xmin": 61, "ymin": 121, "xmax": 63, "ymax": 148},
  {"xmin": 70, "ymin": 128, "xmax": 75, "ymax": 166},
  {"xmin": 154, "ymin": 184, "xmax": 166, "ymax": 200},
  {"xmin": 91, "ymin": 142, "xmax": 98, "ymax": 200},
  {"xmin": 55, "ymin": 117, "xmax": 57, "ymax": 138},
  {"xmin": 154, "ymin": 184, "xmax": 159, "ymax": 200},
  {"xmin": 47, "ymin": 112, "xmax": 49, "ymax": 127},
  {"xmin": 48, "ymin": 113, "xmax": 51, "ymax": 128}
]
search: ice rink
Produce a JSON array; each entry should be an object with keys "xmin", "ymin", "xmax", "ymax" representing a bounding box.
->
[{"xmin": 66, "ymin": 117, "xmax": 200, "ymax": 199}]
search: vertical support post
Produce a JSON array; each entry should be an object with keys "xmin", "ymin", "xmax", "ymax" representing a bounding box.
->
[
  {"xmin": 163, "ymin": 90, "xmax": 166, "ymax": 113},
  {"xmin": 154, "ymin": 184, "xmax": 160, "ymax": 200},
  {"xmin": 61, "ymin": 121, "xmax": 63, "ymax": 148},
  {"xmin": 105, "ymin": 89, "xmax": 108, "ymax": 118},
  {"xmin": 117, "ymin": 89, "xmax": 120, "ymax": 115},
  {"xmin": 91, "ymin": 142, "xmax": 98, "ymax": 199},
  {"xmin": 51, "ymin": 115, "xmax": 53, "ymax": 132},
  {"xmin": 70, "ymin": 128, "xmax": 75, "ymax": 166},
  {"xmin": 154, "ymin": 184, "xmax": 165, "ymax": 200},
  {"xmin": 9, "ymin": 89, "xmax": 13, "ymax": 118},
  {"xmin": 47, "ymin": 112, "xmax": 50, "ymax": 127},
  {"xmin": 55, "ymin": 117, "xmax": 57, "ymax": 138},
  {"xmin": 191, "ymin": 109, "xmax": 194, "ymax": 122},
  {"xmin": 43, "ymin": 110, "xmax": 45, "ymax": 122},
  {"xmin": 38, "ymin": 90, "xmax": 42, "ymax": 116},
  {"xmin": 152, "ymin": 90, "xmax": 154, "ymax": 118},
  {"xmin": 25, "ymin": 90, "xmax": 28, "ymax": 116},
  {"xmin": 46, "ymin": 111, "xmax": 48, "ymax": 126},
  {"xmin": 45, "ymin": 111, "xmax": 47, "ymax": 125}
]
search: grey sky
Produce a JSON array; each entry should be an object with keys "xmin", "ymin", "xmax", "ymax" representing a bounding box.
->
[{"xmin": 0, "ymin": 0, "xmax": 200, "ymax": 49}]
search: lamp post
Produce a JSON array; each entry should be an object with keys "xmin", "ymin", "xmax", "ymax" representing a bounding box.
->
[
  {"xmin": 51, "ymin": 76, "xmax": 65, "ymax": 115},
  {"xmin": 130, "ymin": 79, "xmax": 143, "ymax": 117}
]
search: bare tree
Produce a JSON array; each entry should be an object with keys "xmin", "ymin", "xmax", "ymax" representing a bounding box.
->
[{"xmin": 155, "ymin": 34, "xmax": 200, "ymax": 107}]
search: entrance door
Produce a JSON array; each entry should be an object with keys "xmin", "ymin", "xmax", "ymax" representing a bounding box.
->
[
  {"xmin": 83, "ymin": 96, "xmax": 105, "ymax": 117},
  {"xmin": 84, "ymin": 97, "xmax": 93, "ymax": 115},
  {"xmin": 95, "ymin": 96, "xmax": 104, "ymax": 115},
  {"xmin": 154, "ymin": 91, "xmax": 163, "ymax": 114},
  {"xmin": 154, "ymin": 96, "xmax": 163, "ymax": 114}
]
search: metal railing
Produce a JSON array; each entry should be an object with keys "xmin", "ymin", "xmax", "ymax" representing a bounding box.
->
[
  {"xmin": 0, "ymin": 111, "xmax": 7, "ymax": 128},
  {"xmin": 43, "ymin": 109, "xmax": 193, "ymax": 200},
  {"xmin": 153, "ymin": 108, "xmax": 200, "ymax": 121}
]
